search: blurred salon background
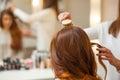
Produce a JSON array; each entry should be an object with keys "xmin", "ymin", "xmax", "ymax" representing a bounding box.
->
[{"xmin": 0, "ymin": 0, "xmax": 118, "ymax": 80}]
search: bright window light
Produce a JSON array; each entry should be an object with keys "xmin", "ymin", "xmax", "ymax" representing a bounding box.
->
[
  {"xmin": 90, "ymin": 0, "xmax": 101, "ymax": 26},
  {"xmin": 90, "ymin": 14, "xmax": 101, "ymax": 26},
  {"xmin": 32, "ymin": 0, "xmax": 40, "ymax": 7}
]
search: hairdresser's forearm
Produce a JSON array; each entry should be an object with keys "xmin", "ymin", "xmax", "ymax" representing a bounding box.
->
[
  {"xmin": 13, "ymin": 8, "xmax": 30, "ymax": 23},
  {"xmin": 113, "ymin": 58, "xmax": 120, "ymax": 72}
]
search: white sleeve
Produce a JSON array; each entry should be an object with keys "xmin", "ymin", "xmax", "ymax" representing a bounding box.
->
[
  {"xmin": 84, "ymin": 24, "xmax": 102, "ymax": 40},
  {"xmin": 26, "ymin": 9, "xmax": 54, "ymax": 22},
  {"xmin": 13, "ymin": 8, "xmax": 30, "ymax": 23},
  {"xmin": 14, "ymin": 8, "xmax": 54, "ymax": 24}
]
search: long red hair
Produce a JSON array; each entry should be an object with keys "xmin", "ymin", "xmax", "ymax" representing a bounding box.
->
[
  {"xmin": 50, "ymin": 26, "xmax": 102, "ymax": 80},
  {"xmin": 0, "ymin": 10, "xmax": 22, "ymax": 52}
]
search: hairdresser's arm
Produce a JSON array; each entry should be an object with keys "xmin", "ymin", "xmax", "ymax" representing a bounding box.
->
[
  {"xmin": 7, "ymin": 4, "xmax": 31, "ymax": 23},
  {"xmin": 84, "ymin": 25, "xmax": 101, "ymax": 40},
  {"xmin": 97, "ymin": 47, "xmax": 120, "ymax": 72},
  {"xmin": 14, "ymin": 8, "xmax": 53, "ymax": 23},
  {"xmin": 25, "ymin": 8, "xmax": 54, "ymax": 22},
  {"xmin": 13, "ymin": 8, "xmax": 31, "ymax": 23}
]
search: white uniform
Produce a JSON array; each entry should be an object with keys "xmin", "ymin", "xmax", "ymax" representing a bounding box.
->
[{"xmin": 84, "ymin": 21, "xmax": 120, "ymax": 80}]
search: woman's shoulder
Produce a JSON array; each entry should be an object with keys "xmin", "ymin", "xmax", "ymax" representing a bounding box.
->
[
  {"xmin": 0, "ymin": 29, "xmax": 10, "ymax": 36},
  {"xmin": 100, "ymin": 20, "xmax": 113, "ymax": 29},
  {"xmin": 101, "ymin": 20, "xmax": 113, "ymax": 26},
  {"xmin": 0, "ymin": 28, "xmax": 3, "ymax": 33},
  {"xmin": 0, "ymin": 27, "xmax": 2, "ymax": 31}
]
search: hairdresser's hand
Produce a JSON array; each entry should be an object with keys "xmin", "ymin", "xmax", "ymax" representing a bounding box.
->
[
  {"xmin": 96, "ymin": 47, "xmax": 119, "ymax": 67},
  {"xmin": 58, "ymin": 12, "xmax": 71, "ymax": 22},
  {"xmin": 6, "ymin": 4, "xmax": 15, "ymax": 11}
]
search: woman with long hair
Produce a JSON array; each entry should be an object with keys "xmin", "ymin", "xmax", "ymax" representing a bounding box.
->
[
  {"xmin": 0, "ymin": 9, "xmax": 23, "ymax": 59},
  {"xmin": 8, "ymin": 0, "xmax": 59, "ymax": 52},
  {"xmin": 50, "ymin": 25, "xmax": 107, "ymax": 80}
]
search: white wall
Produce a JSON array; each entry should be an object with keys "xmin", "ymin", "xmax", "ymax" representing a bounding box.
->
[
  {"xmin": 90, "ymin": 0, "xmax": 101, "ymax": 26},
  {"xmin": 63, "ymin": 0, "xmax": 90, "ymax": 28},
  {"xmin": 13, "ymin": 0, "xmax": 32, "ymax": 14},
  {"xmin": 63, "ymin": 0, "xmax": 119, "ymax": 27},
  {"xmin": 101, "ymin": 0, "xmax": 118, "ymax": 22}
]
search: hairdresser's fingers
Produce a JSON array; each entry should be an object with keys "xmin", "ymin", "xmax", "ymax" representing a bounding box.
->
[
  {"xmin": 58, "ymin": 12, "xmax": 71, "ymax": 22},
  {"xmin": 96, "ymin": 50, "xmax": 118, "ymax": 66},
  {"xmin": 100, "ymin": 57, "xmax": 110, "ymax": 61},
  {"xmin": 96, "ymin": 47, "xmax": 111, "ymax": 53},
  {"xmin": 96, "ymin": 44, "xmax": 103, "ymax": 48},
  {"xmin": 99, "ymin": 53, "xmax": 118, "ymax": 66},
  {"xmin": 6, "ymin": 4, "xmax": 15, "ymax": 11},
  {"xmin": 96, "ymin": 53, "xmax": 111, "ymax": 61},
  {"xmin": 58, "ymin": 12, "xmax": 66, "ymax": 21},
  {"xmin": 64, "ymin": 12, "xmax": 71, "ymax": 20},
  {"xmin": 97, "ymin": 52, "xmax": 110, "ymax": 57}
]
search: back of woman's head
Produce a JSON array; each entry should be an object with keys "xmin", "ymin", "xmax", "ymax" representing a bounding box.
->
[{"xmin": 50, "ymin": 26, "xmax": 101, "ymax": 80}]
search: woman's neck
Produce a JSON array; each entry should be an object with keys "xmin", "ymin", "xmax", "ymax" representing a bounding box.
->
[{"xmin": 3, "ymin": 28, "xmax": 10, "ymax": 32}]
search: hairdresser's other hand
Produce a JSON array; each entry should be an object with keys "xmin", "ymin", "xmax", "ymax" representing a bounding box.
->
[
  {"xmin": 96, "ymin": 47, "xmax": 119, "ymax": 67},
  {"xmin": 6, "ymin": 4, "xmax": 15, "ymax": 11},
  {"xmin": 58, "ymin": 12, "xmax": 71, "ymax": 22}
]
